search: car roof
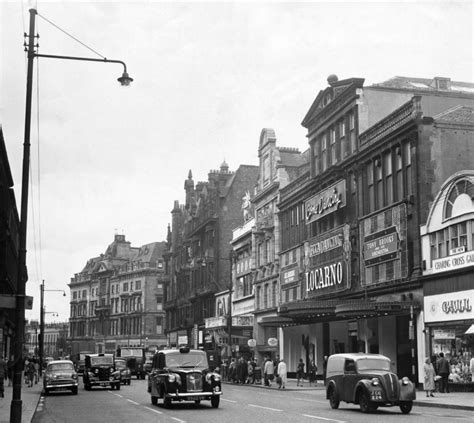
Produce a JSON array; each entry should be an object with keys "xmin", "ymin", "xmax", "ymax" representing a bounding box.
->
[
  {"xmin": 47, "ymin": 360, "xmax": 74, "ymax": 366},
  {"xmin": 88, "ymin": 353, "xmax": 114, "ymax": 357},
  {"xmin": 328, "ymin": 353, "xmax": 390, "ymax": 361}
]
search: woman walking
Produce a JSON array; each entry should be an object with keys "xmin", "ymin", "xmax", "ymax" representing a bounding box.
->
[
  {"xmin": 277, "ymin": 358, "xmax": 287, "ymax": 389},
  {"xmin": 424, "ymin": 357, "xmax": 436, "ymax": 397},
  {"xmin": 296, "ymin": 358, "xmax": 305, "ymax": 387}
]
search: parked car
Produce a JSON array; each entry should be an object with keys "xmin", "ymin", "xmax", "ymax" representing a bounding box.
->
[
  {"xmin": 325, "ymin": 353, "xmax": 416, "ymax": 414},
  {"xmin": 43, "ymin": 360, "xmax": 79, "ymax": 395},
  {"xmin": 83, "ymin": 353, "xmax": 121, "ymax": 391},
  {"xmin": 149, "ymin": 347, "xmax": 222, "ymax": 408},
  {"xmin": 115, "ymin": 359, "xmax": 131, "ymax": 385}
]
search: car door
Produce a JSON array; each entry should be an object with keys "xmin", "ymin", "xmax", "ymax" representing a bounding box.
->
[{"xmin": 342, "ymin": 359, "xmax": 358, "ymax": 401}]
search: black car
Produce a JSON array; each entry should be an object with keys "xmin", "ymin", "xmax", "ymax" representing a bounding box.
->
[
  {"xmin": 83, "ymin": 353, "xmax": 121, "ymax": 391},
  {"xmin": 115, "ymin": 359, "xmax": 132, "ymax": 385},
  {"xmin": 149, "ymin": 347, "xmax": 222, "ymax": 408},
  {"xmin": 325, "ymin": 353, "xmax": 416, "ymax": 414}
]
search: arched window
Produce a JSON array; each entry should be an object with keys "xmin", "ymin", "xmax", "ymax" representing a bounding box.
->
[{"xmin": 444, "ymin": 179, "xmax": 474, "ymax": 219}]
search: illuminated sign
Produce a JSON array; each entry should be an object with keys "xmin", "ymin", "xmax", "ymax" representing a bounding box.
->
[{"xmin": 305, "ymin": 180, "xmax": 346, "ymax": 224}]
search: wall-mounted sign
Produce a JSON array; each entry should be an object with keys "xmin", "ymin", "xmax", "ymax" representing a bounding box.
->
[
  {"xmin": 267, "ymin": 337, "xmax": 278, "ymax": 347},
  {"xmin": 363, "ymin": 226, "xmax": 399, "ymax": 266},
  {"xmin": 247, "ymin": 339, "xmax": 257, "ymax": 348},
  {"xmin": 450, "ymin": 246, "xmax": 466, "ymax": 256},
  {"xmin": 433, "ymin": 329, "xmax": 456, "ymax": 339},
  {"xmin": 178, "ymin": 335, "xmax": 188, "ymax": 345},
  {"xmin": 232, "ymin": 315, "xmax": 254, "ymax": 327},
  {"xmin": 424, "ymin": 289, "xmax": 474, "ymax": 323},
  {"xmin": 305, "ymin": 180, "xmax": 346, "ymax": 224},
  {"xmin": 280, "ymin": 264, "xmax": 299, "ymax": 288},
  {"xmin": 432, "ymin": 250, "xmax": 474, "ymax": 274},
  {"xmin": 205, "ymin": 316, "xmax": 227, "ymax": 328}
]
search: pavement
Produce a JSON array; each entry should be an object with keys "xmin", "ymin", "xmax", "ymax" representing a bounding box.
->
[
  {"xmin": 223, "ymin": 378, "xmax": 474, "ymax": 411},
  {"xmin": 0, "ymin": 377, "xmax": 472, "ymax": 422},
  {"xmin": 0, "ymin": 379, "xmax": 42, "ymax": 423}
]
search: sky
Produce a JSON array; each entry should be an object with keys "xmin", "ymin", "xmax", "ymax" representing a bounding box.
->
[{"xmin": 0, "ymin": 0, "xmax": 472, "ymax": 323}]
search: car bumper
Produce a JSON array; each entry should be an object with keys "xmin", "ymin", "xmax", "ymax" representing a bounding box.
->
[
  {"xmin": 166, "ymin": 391, "xmax": 222, "ymax": 400},
  {"xmin": 45, "ymin": 381, "xmax": 78, "ymax": 390}
]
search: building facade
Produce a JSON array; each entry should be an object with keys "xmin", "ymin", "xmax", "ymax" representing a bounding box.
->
[
  {"xmin": 69, "ymin": 234, "xmax": 167, "ymax": 355},
  {"xmin": 165, "ymin": 162, "xmax": 258, "ymax": 353}
]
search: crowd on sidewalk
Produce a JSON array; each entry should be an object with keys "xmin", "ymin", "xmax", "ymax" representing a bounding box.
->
[
  {"xmin": 0, "ymin": 354, "xmax": 42, "ymax": 399},
  {"xmin": 223, "ymin": 355, "xmax": 320, "ymax": 390}
]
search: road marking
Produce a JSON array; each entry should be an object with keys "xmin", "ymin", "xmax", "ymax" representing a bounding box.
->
[
  {"xmin": 171, "ymin": 418, "xmax": 186, "ymax": 423},
  {"xmin": 110, "ymin": 392, "xmax": 123, "ymax": 398},
  {"xmin": 221, "ymin": 398, "xmax": 237, "ymax": 403},
  {"xmin": 248, "ymin": 404, "xmax": 283, "ymax": 412},
  {"xmin": 302, "ymin": 414, "xmax": 347, "ymax": 423},
  {"xmin": 144, "ymin": 406, "xmax": 163, "ymax": 415},
  {"xmin": 127, "ymin": 399, "xmax": 139, "ymax": 405}
]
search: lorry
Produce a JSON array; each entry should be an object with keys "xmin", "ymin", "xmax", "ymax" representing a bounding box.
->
[{"xmin": 117, "ymin": 347, "xmax": 146, "ymax": 379}]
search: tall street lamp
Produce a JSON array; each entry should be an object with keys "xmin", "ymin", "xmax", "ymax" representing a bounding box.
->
[
  {"xmin": 11, "ymin": 8, "xmax": 133, "ymax": 423},
  {"xmin": 39, "ymin": 279, "xmax": 66, "ymax": 376}
]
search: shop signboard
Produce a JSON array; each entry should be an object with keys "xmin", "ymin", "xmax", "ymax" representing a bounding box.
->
[
  {"xmin": 433, "ymin": 329, "xmax": 456, "ymax": 339},
  {"xmin": 205, "ymin": 316, "xmax": 227, "ymax": 328},
  {"xmin": 267, "ymin": 337, "xmax": 278, "ymax": 347},
  {"xmin": 303, "ymin": 225, "xmax": 351, "ymax": 298},
  {"xmin": 363, "ymin": 226, "xmax": 399, "ymax": 266},
  {"xmin": 305, "ymin": 180, "xmax": 346, "ymax": 224},
  {"xmin": 280, "ymin": 264, "xmax": 299, "ymax": 289},
  {"xmin": 424, "ymin": 289, "xmax": 474, "ymax": 323},
  {"xmin": 431, "ymin": 250, "xmax": 474, "ymax": 274}
]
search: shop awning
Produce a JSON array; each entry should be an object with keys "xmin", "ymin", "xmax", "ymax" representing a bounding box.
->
[
  {"xmin": 335, "ymin": 300, "xmax": 420, "ymax": 318},
  {"xmin": 259, "ymin": 316, "xmax": 296, "ymax": 327},
  {"xmin": 465, "ymin": 324, "xmax": 474, "ymax": 335}
]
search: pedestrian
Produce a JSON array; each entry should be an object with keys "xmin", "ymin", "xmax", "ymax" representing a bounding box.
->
[
  {"xmin": 470, "ymin": 355, "xmax": 474, "ymax": 383},
  {"xmin": 277, "ymin": 358, "xmax": 287, "ymax": 389},
  {"xmin": 436, "ymin": 352, "xmax": 450, "ymax": 393},
  {"xmin": 423, "ymin": 357, "xmax": 436, "ymax": 397},
  {"xmin": 0, "ymin": 354, "xmax": 7, "ymax": 398},
  {"xmin": 237, "ymin": 357, "xmax": 247, "ymax": 384},
  {"xmin": 308, "ymin": 360, "xmax": 317, "ymax": 386},
  {"xmin": 263, "ymin": 356, "xmax": 274, "ymax": 387},
  {"xmin": 34, "ymin": 358, "xmax": 40, "ymax": 384},
  {"xmin": 247, "ymin": 360, "xmax": 254, "ymax": 384},
  {"xmin": 7, "ymin": 356, "xmax": 14, "ymax": 387},
  {"xmin": 26, "ymin": 360, "xmax": 35, "ymax": 388},
  {"xmin": 228, "ymin": 358, "xmax": 236, "ymax": 383},
  {"xmin": 296, "ymin": 358, "xmax": 305, "ymax": 387}
]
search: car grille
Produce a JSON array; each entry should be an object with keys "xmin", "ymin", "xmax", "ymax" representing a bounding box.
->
[
  {"xmin": 186, "ymin": 372, "xmax": 203, "ymax": 392},
  {"xmin": 381, "ymin": 373, "xmax": 400, "ymax": 401},
  {"xmin": 49, "ymin": 378, "xmax": 73, "ymax": 386},
  {"xmin": 96, "ymin": 368, "xmax": 110, "ymax": 380}
]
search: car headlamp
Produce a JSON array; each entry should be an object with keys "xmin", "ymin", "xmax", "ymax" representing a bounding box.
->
[
  {"xmin": 168, "ymin": 373, "xmax": 181, "ymax": 383},
  {"xmin": 206, "ymin": 372, "xmax": 221, "ymax": 383},
  {"xmin": 371, "ymin": 378, "xmax": 379, "ymax": 386},
  {"xmin": 402, "ymin": 376, "xmax": 410, "ymax": 385}
]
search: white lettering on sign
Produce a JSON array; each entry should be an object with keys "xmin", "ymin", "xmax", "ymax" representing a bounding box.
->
[
  {"xmin": 308, "ymin": 234, "xmax": 343, "ymax": 257},
  {"xmin": 305, "ymin": 262, "xmax": 343, "ymax": 292},
  {"xmin": 305, "ymin": 180, "xmax": 346, "ymax": 224},
  {"xmin": 432, "ymin": 251, "xmax": 474, "ymax": 274}
]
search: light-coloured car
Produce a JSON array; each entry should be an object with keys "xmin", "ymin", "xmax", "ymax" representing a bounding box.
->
[
  {"xmin": 325, "ymin": 353, "xmax": 416, "ymax": 414},
  {"xmin": 43, "ymin": 360, "xmax": 79, "ymax": 395}
]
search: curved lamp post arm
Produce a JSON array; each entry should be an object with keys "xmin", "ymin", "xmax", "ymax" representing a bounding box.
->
[{"xmin": 34, "ymin": 53, "xmax": 133, "ymax": 85}]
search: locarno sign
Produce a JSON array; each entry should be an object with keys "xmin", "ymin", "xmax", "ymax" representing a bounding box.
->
[{"xmin": 305, "ymin": 262, "xmax": 343, "ymax": 292}]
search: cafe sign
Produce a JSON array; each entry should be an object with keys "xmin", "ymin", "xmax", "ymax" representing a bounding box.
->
[
  {"xmin": 305, "ymin": 180, "xmax": 346, "ymax": 224},
  {"xmin": 424, "ymin": 289, "xmax": 474, "ymax": 323}
]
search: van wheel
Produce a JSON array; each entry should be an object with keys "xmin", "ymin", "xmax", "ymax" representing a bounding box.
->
[
  {"xmin": 400, "ymin": 401, "xmax": 413, "ymax": 414},
  {"xmin": 359, "ymin": 391, "xmax": 372, "ymax": 413},
  {"xmin": 151, "ymin": 396, "xmax": 157, "ymax": 406},
  {"xmin": 211, "ymin": 396, "xmax": 220, "ymax": 408},
  {"xmin": 164, "ymin": 396, "xmax": 172, "ymax": 408},
  {"xmin": 328, "ymin": 387, "xmax": 340, "ymax": 409}
]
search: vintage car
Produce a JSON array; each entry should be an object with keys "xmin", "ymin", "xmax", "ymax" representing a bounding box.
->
[
  {"xmin": 83, "ymin": 353, "xmax": 121, "ymax": 391},
  {"xmin": 149, "ymin": 347, "xmax": 222, "ymax": 408},
  {"xmin": 115, "ymin": 359, "xmax": 132, "ymax": 385},
  {"xmin": 43, "ymin": 359, "xmax": 79, "ymax": 395},
  {"xmin": 325, "ymin": 353, "xmax": 416, "ymax": 414}
]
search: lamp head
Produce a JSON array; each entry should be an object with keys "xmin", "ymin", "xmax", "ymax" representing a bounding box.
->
[{"xmin": 118, "ymin": 71, "xmax": 133, "ymax": 86}]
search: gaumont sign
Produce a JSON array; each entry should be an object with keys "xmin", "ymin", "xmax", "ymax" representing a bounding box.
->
[
  {"xmin": 305, "ymin": 180, "xmax": 346, "ymax": 224},
  {"xmin": 431, "ymin": 250, "xmax": 474, "ymax": 274},
  {"xmin": 424, "ymin": 289, "xmax": 474, "ymax": 323}
]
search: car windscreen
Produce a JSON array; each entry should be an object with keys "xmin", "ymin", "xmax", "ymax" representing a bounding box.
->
[
  {"xmin": 166, "ymin": 352, "xmax": 207, "ymax": 368},
  {"xmin": 115, "ymin": 361, "xmax": 127, "ymax": 369},
  {"xmin": 356, "ymin": 358, "xmax": 391, "ymax": 372},
  {"xmin": 49, "ymin": 363, "xmax": 74, "ymax": 371},
  {"xmin": 90, "ymin": 356, "xmax": 114, "ymax": 366},
  {"xmin": 120, "ymin": 349, "xmax": 143, "ymax": 357}
]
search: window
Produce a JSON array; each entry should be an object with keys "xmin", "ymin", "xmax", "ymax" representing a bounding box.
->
[
  {"xmin": 340, "ymin": 119, "xmax": 347, "ymax": 159},
  {"xmin": 321, "ymin": 134, "xmax": 328, "ymax": 172},
  {"xmin": 82, "ymin": 289, "xmax": 87, "ymax": 298},
  {"xmin": 384, "ymin": 152, "xmax": 393, "ymax": 205},
  {"xmin": 73, "ymin": 292, "xmax": 77, "ymax": 300},
  {"xmin": 375, "ymin": 158, "xmax": 383, "ymax": 209},
  {"xmin": 395, "ymin": 146, "xmax": 403, "ymax": 201},
  {"xmin": 404, "ymin": 143, "xmax": 412, "ymax": 196},
  {"xmin": 330, "ymin": 127, "xmax": 337, "ymax": 165},
  {"xmin": 123, "ymin": 282, "xmax": 129, "ymax": 292},
  {"xmin": 156, "ymin": 295, "xmax": 163, "ymax": 311},
  {"xmin": 349, "ymin": 111, "xmax": 356, "ymax": 153},
  {"xmin": 135, "ymin": 280, "xmax": 141, "ymax": 290},
  {"xmin": 313, "ymin": 140, "xmax": 320, "ymax": 175},
  {"xmin": 263, "ymin": 284, "xmax": 269, "ymax": 309},
  {"xmin": 367, "ymin": 162, "xmax": 374, "ymax": 212}
]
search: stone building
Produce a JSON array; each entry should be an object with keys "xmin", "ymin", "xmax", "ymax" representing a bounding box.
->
[
  {"xmin": 165, "ymin": 162, "xmax": 258, "ymax": 351},
  {"xmin": 69, "ymin": 234, "xmax": 167, "ymax": 355}
]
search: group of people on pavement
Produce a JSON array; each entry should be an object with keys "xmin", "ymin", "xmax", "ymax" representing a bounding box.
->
[
  {"xmin": 226, "ymin": 355, "xmax": 320, "ymax": 389},
  {"xmin": 423, "ymin": 352, "xmax": 457, "ymax": 397},
  {"xmin": 0, "ymin": 354, "xmax": 42, "ymax": 399}
]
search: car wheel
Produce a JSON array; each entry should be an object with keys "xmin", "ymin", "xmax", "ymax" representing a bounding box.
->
[
  {"xmin": 84, "ymin": 383, "xmax": 91, "ymax": 391},
  {"xmin": 211, "ymin": 396, "xmax": 220, "ymax": 408},
  {"xmin": 359, "ymin": 391, "xmax": 372, "ymax": 413},
  {"xmin": 71, "ymin": 386, "xmax": 78, "ymax": 395},
  {"xmin": 128, "ymin": 380, "xmax": 131, "ymax": 386},
  {"xmin": 116, "ymin": 383, "xmax": 121, "ymax": 391},
  {"xmin": 328, "ymin": 387, "xmax": 340, "ymax": 409},
  {"xmin": 163, "ymin": 396, "xmax": 172, "ymax": 408},
  {"xmin": 44, "ymin": 388, "xmax": 49, "ymax": 396},
  {"xmin": 151, "ymin": 396, "xmax": 158, "ymax": 406},
  {"xmin": 400, "ymin": 401, "xmax": 413, "ymax": 414}
]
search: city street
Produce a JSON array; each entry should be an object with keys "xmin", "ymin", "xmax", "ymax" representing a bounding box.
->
[{"xmin": 31, "ymin": 379, "xmax": 474, "ymax": 423}]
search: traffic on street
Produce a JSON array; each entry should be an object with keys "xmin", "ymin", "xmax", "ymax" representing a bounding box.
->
[{"xmin": 31, "ymin": 379, "xmax": 474, "ymax": 423}]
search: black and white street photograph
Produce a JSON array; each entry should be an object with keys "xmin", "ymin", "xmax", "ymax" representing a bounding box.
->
[{"xmin": 0, "ymin": 1, "xmax": 473, "ymax": 422}]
